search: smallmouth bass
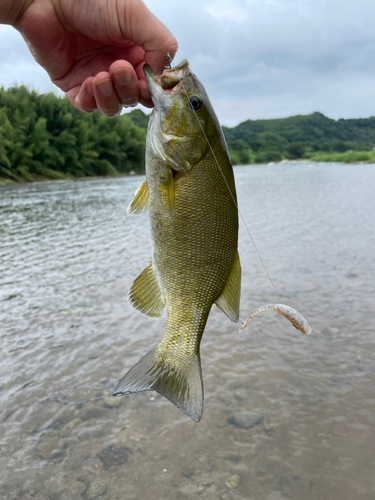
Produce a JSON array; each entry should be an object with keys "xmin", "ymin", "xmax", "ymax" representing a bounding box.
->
[{"xmin": 113, "ymin": 59, "xmax": 240, "ymax": 422}]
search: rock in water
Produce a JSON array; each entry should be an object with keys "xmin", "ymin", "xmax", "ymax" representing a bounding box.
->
[
  {"xmin": 228, "ymin": 411, "xmax": 263, "ymax": 429},
  {"xmin": 97, "ymin": 445, "xmax": 131, "ymax": 468},
  {"xmin": 225, "ymin": 475, "xmax": 240, "ymax": 488}
]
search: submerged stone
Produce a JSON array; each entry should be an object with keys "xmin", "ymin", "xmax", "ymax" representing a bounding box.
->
[
  {"xmin": 97, "ymin": 445, "xmax": 131, "ymax": 468},
  {"xmin": 201, "ymin": 494, "xmax": 221, "ymax": 500},
  {"xmin": 48, "ymin": 490, "xmax": 74, "ymax": 500},
  {"xmin": 86, "ymin": 481, "xmax": 107, "ymax": 499},
  {"xmin": 197, "ymin": 479, "xmax": 214, "ymax": 492},
  {"xmin": 216, "ymin": 450, "xmax": 242, "ymax": 463},
  {"xmin": 225, "ymin": 474, "xmax": 240, "ymax": 488},
  {"xmin": 104, "ymin": 396, "xmax": 122, "ymax": 408},
  {"xmin": 37, "ymin": 440, "xmax": 65, "ymax": 462},
  {"xmin": 278, "ymin": 474, "xmax": 309, "ymax": 498},
  {"xmin": 78, "ymin": 403, "xmax": 107, "ymax": 421},
  {"xmin": 65, "ymin": 418, "xmax": 82, "ymax": 429},
  {"xmin": 228, "ymin": 411, "xmax": 263, "ymax": 429},
  {"xmin": 234, "ymin": 388, "xmax": 248, "ymax": 400}
]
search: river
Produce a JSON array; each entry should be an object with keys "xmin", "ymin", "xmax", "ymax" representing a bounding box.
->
[{"xmin": 1, "ymin": 162, "xmax": 374, "ymax": 500}]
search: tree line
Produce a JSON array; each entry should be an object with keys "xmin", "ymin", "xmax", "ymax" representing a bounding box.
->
[
  {"xmin": 1, "ymin": 86, "xmax": 375, "ymax": 183},
  {"xmin": 223, "ymin": 112, "xmax": 375, "ymax": 164},
  {"xmin": 0, "ymin": 86, "xmax": 146, "ymax": 182}
]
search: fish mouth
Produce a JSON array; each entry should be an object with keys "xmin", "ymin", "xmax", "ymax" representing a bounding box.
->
[{"xmin": 144, "ymin": 59, "xmax": 190, "ymax": 99}]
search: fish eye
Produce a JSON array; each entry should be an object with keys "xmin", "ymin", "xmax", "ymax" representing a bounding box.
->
[{"xmin": 188, "ymin": 94, "xmax": 203, "ymax": 111}]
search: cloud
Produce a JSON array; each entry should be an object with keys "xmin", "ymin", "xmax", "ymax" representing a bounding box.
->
[
  {"xmin": 1, "ymin": 0, "xmax": 375, "ymax": 126},
  {"xmin": 203, "ymin": 0, "xmax": 249, "ymax": 23},
  {"xmin": 0, "ymin": 26, "xmax": 61, "ymax": 95}
]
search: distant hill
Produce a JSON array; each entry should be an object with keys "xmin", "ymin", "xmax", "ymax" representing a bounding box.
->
[
  {"xmin": 127, "ymin": 109, "xmax": 375, "ymax": 165},
  {"xmin": 222, "ymin": 112, "xmax": 375, "ymax": 163},
  {"xmin": 223, "ymin": 112, "xmax": 375, "ymax": 148}
]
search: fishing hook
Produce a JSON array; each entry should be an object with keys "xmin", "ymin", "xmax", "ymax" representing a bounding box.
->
[{"xmin": 165, "ymin": 53, "xmax": 172, "ymax": 70}]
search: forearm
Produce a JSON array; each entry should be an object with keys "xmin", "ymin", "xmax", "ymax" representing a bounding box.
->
[{"xmin": 0, "ymin": 0, "xmax": 33, "ymax": 25}]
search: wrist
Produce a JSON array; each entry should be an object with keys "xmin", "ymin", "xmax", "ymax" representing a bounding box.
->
[{"xmin": 0, "ymin": 0, "xmax": 34, "ymax": 25}]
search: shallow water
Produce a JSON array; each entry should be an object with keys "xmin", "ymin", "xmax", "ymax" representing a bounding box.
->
[{"xmin": 1, "ymin": 162, "xmax": 374, "ymax": 500}]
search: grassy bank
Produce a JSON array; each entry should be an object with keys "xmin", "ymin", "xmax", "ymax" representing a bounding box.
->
[
  {"xmin": 0, "ymin": 171, "xmax": 141, "ymax": 186},
  {"xmin": 226, "ymin": 148, "xmax": 375, "ymax": 166},
  {"xmin": 309, "ymin": 150, "xmax": 375, "ymax": 163}
]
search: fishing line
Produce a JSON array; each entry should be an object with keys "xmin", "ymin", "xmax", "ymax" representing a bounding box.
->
[{"xmin": 174, "ymin": 61, "xmax": 282, "ymax": 303}]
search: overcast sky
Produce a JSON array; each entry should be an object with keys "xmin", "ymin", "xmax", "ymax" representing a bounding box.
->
[{"xmin": 1, "ymin": 0, "xmax": 375, "ymax": 126}]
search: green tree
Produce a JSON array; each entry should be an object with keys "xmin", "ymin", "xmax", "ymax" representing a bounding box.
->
[
  {"xmin": 0, "ymin": 86, "xmax": 148, "ymax": 181},
  {"xmin": 0, "ymin": 108, "xmax": 13, "ymax": 170},
  {"xmin": 287, "ymin": 142, "xmax": 305, "ymax": 159},
  {"xmin": 331, "ymin": 139, "xmax": 347, "ymax": 152}
]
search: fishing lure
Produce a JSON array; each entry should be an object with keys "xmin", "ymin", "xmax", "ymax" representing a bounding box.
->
[{"xmin": 239, "ymin": 304, "xmax": 312, "ymax": 336}]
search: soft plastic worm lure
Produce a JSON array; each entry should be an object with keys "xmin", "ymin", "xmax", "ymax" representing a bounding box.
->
[{"xmin": 239, "ymin": 304, "xmax": 312, "ymax": 336}]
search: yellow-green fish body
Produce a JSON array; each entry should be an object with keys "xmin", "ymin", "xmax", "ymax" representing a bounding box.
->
[{"xmin": 113, "ymin": 60, "xmax": 240, "ymax": 422}]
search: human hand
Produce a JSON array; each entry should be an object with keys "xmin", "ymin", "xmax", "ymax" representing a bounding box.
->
[{"xmin": 11, "ymin": 0, "xmax": 177, "ymax": 116}]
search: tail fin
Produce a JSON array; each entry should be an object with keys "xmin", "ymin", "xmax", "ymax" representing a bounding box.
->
[{"xmin": 113, "ymin": 347, "xmax": 203, "ymax": 422}]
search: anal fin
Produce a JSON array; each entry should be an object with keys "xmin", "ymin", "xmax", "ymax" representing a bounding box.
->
[
  {"xmin": 128, "ymin": 261, "xmax": 165, "ymax": 317},
  {"xmin": 215, "ymin": 251, "xmax": 241, "ymax": 322},
  {"xmin": 127, "ymin": 179, "xmax": 149, "ymax": 215}
]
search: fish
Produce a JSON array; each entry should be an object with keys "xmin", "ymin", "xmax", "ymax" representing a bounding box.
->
[
  {"xmin": 113, "ymin": 59, "xmax": 241, "ymax": 422},
  {"xmin": 239, "ymin": 304, "xmax": 312, "ymax": 336}
]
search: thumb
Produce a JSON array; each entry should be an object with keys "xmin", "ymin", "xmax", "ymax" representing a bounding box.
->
[{"xmin": 124, "ymin": 0, "xmax": 178, "ymax": 75}]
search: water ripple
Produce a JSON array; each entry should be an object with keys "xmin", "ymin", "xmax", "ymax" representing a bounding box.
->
[{"xmin": 1, "ymin": 165, "xmax": 375, "ymax": 499}]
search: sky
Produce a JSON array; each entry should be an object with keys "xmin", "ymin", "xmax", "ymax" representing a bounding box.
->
[{"xmin": 1, "ymin": 0, "xmax": 375, "ymax": 127}]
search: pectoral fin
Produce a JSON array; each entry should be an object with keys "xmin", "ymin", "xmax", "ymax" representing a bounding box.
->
[
  {"xmin": 126, "ymin": 179, "xmax": 149, "ymax": 215},
  {"xmin": 160, "ymin": 169, "xmax": 175, "ymax": 216},
  {"xmin": 128, "ymin": 261, "xmax": 165, "ymax": 317},
  {"xmin": 215, "ymin": 251, "xmax": 241, "ymax": 322}
]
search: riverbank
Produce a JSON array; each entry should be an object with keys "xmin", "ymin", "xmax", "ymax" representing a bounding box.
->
[
  {"xmin": 310, "ymin": 149, "xmax": 375, "ymax": 163},
  {"xmin": 0, "ymin": 171, "xmax": 142, "ymax": 186},
  {"xmin": 2, "ymin": 156, "xmax": 375, "ymax": 187}
]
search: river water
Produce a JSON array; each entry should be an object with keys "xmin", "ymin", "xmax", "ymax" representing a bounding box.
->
[{"xmin": 0, "ymin": 162, "xmax": 374, "ymax": 500}]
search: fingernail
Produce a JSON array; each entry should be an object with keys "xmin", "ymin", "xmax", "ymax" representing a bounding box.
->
[
  {"xmin": 74, "ymin": 93, "xmax": 81, "ymax": 106},
  {"xmin": 87, "ymin": 81, "xmax": 94, "ymax": 97},
  {"xmin": 113, "ymin": 68, "xmax": 131, "ymax": 86},
  {"xmin": 122, "ymin": 97, "xmax": 138, "ymax": 106},
  {"xmin": 65, "ymin": 89, "xmax": 76, "ymax": 101},
  {"xmin": 97, "ymin": 79, "xmax": 112, "ymax": 96}
]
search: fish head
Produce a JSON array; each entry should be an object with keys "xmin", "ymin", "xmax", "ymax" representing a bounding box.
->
[{"xmin": 144, "ymin": 59, "xmax": 223, "ymax": 171}]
